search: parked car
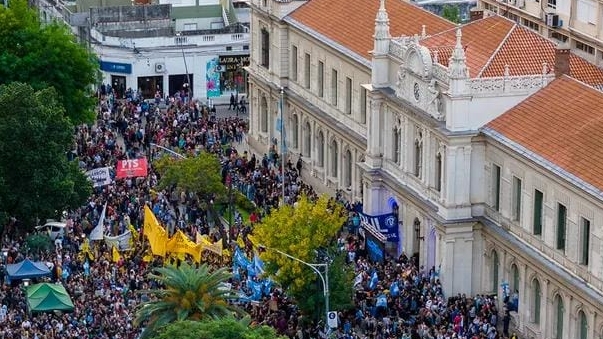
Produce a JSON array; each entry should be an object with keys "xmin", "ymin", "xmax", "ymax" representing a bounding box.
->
[{"xmin": 35, "ymin": 221, "xmax": 67, "ymax": 240}]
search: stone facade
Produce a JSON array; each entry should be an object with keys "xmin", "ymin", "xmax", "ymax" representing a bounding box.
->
[{"xmin": 246, "ymin": 0, "xmax": 603, "ymax": 338}]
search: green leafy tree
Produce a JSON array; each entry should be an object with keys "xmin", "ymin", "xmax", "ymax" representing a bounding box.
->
[
  {"xmin": 0, "ymin": 0, "xmax": 98, "ymax": 124},
  {"xmin": 153, "ymin": 318, "xmax": 286, "ymax": 339},
  {"xmin": 0, "ymin": 82, "xmax": 92, "ymax": 228},
  {"xmin": 135, "ymin": 263, "xmax": 245, "ymax": 339},
  {"xmin": 25, "ymin": 233, "xmax": 53, "ymax": 254},
  {"xmin": 442, "ymin": 4, "xmax": 461, "ymax": 23},
  {"xmin": 153, "ymin": 153, "xmax": 226, "ymax": 202},
  {"xmin": 253, "ymin": 195, "xmax": 354, "ymax": 319}
]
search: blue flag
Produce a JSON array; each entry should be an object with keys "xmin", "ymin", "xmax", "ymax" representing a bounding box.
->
[
  {"xmin": 247, "ymin": 263, "xmax": 256, "ymax": 277},
  {"xmin": 263, "ymin": 278, "xmax": 273, "ymax": 296},
  {"xmin": 390, "ymin": 281, "xmax": 399, "ymax": 297},
  {"xmin": 234, "ymin": 246, "xmax": 250, "ymax": 268},
  {"xmin": 376, "ymin": 294, "xmax": 388, "ymax": 308},
  {"xmin": 369, "ymin": 271, "xmax": 379, "ymax": 290},
  {"xmin": 254, "ymin": 252, "xmax": 265, "ymax": 275},
  {"xmin": 249, "ymin": 280, "xmax": 263, "ymax": 301},
  {"xmin": 232, "ymin": 262, "xmax": 241, "ymax": 281}
]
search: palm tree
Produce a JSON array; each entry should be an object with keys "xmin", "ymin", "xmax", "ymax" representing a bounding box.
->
[{"xmin": 134, "ymin": 263, "xmax": 245, "ymax": 339}]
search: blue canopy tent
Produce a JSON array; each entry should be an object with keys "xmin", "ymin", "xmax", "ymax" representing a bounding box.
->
[{"xmin": 6, "ymin": 259, "xmax": 51, "ymax": 280}]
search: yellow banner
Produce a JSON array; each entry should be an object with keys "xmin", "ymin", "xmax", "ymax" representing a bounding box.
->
[
  {"xmin": 112, "ymin": 246, "xmax": 121, "ymax": 262},
  {"xmin": 166, "ymin": 230, "xmax": 201, "ymax": 263},
  {"xmin": 144, "ymin": 206, "xmax": 168, "ymax": 256}
]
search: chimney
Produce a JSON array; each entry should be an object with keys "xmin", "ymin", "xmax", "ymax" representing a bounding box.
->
[
  {"xmin": 469, "ymin": 8, "xmax": 484, "ymax": 22},
  {"xmin": 555, "ymin": 43, "xmax": 571, "ymax": 77}
]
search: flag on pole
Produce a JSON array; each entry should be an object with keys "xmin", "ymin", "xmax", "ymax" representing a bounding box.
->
[
  {"xmin": 144, "ymin": 206, "xmax": 168, "ymax": 256},
  {"xmin": 390, "ymin": 281, "xmax": 400, "ymax": 297},
  {"xmin": 112, "ymin": 245, "xmax": 121, "ymax": 262},
  {"xmin": 369, "ymin": 271, "xmax": 379, "ymax": 290},
  {"xmin": 89, "ymin": 203, "xmax": 107, "ymax": 241},
  {"xmin": 254, "ymin": 252, "xmax": 265, "ymax": 275}
]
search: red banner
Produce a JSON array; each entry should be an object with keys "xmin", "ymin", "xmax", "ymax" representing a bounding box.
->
[{"xmin": 116, "ymin": 158, "xmax": 148, "ymax": 179}]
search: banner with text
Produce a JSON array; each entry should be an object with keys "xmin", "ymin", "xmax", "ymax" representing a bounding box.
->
[
  {"xmin": 86, "ymin": 167, "xmax": 112, "ymax": 187},
  {"xmin": 104, "ymin": 230, "xmax": 132, "ymax": 251},
  {"xmin": 358, "ymin": 212, "xmax": 399, "ymax": 242},
  {"xmin": 116, "ymin": 158, "xmax": 148, "ymax": 179}
]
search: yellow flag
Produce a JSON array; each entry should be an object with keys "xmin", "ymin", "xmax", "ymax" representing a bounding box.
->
[
  {"xmin": 128, "ymin": 224, "xmax": 139, "ymax": 243},
  {"xmin": 236, "ymin": 235, "xmax": 246, "ymax": 249},
  {"xmin": 112, "ymin": 246, "xmax": 121, "ymax": 262},
  {"xmin": 247, "ymin": 234, "xmax": 260, "ymax": 249},
  {"xmin": 166, "ymin": 230, "xmax": 202, "ymax": 263},
  {"xmin": 80, "ymin": 239, "xmax": 95, "ymax": 260},
  {"xmin": 196, "ymin": 233, "xmax": 212, "ymax": 246},
  {"xmin": 144, "ymin": 206, "xmax": 168, "ymax": 256},
  {"xmin": 202, "ymin": 239, "xmax": 223, "ymax": 256}
]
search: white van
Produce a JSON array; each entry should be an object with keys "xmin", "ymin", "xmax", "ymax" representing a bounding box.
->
[{"xmin": 35, "ymin": 221, "xmax": 67, "ymax": 240}]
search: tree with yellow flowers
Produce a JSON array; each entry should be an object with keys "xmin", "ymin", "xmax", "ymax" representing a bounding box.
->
[{"xmin": 252, "ymin": 195, "xmax": 354, "ymax": 319}]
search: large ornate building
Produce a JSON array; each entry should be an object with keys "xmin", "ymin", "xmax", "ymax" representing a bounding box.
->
[{"xmin": 246, "ymin": 0, "xmax": 603, "ymax": 337}]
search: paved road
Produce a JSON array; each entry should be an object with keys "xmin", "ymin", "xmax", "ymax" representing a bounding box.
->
[{"xmin": 212, "ymin": 103, "xmax": 250, "ymax": 120}]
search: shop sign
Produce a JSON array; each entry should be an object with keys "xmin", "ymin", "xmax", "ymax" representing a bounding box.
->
[
  {"xmin": 100, "ymin": 61, "xmax": 132, "ymax": 74},
  {"xmin": 218, "ymin": 55, "xmax": 250, "ymax": 71}
]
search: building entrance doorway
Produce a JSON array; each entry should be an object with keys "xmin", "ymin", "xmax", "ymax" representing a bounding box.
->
[
  {"xmin": 168, "ymin": 74, "xmax": 194, "ymax": 98},
  {"xmin": 111, "ymin": 75, "xmax": 126, "ymax": 99},
  {"xmin": 137, "ymin": 76, "xmax": 164, "ymax": 100}
]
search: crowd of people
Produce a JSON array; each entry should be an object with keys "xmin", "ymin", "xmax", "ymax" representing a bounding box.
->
[{"xmin": 0, "ymin": 89, "xmax": 517, "ymax": 339}]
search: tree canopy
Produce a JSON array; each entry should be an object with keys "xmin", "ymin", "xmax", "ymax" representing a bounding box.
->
[
  {"xmin": 0, "ymin": 0, "xmax": 98, "ymax": 124},
  {"xmin": 153, "ymin": 319, "xmax": 286, "ymax": 339},
  {"xmin": 153, "ymin": 153, "xmax": 226, "ymax": 202},
  {"xmin": 0, "ymin": 82, "xmax": 91, "ymax": 227},
  {"xmin": 442, "ymin": 4, "xmax": 461, "ymax": 23},
  {"xmin": 252, "ymin": 195, "xmax": 354, "ymax": 318},
  {"xmin": 135, "ymin": 263, "xmax": 244, "ymax": 339}
]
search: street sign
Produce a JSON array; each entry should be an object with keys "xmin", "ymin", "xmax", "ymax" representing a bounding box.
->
[{"xmin": 327, "ymin": 311, "xmax": 338, "ymax": 328}]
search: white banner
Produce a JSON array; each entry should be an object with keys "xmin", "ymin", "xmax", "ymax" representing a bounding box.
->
[
  {"xmin": 89, "ymin": 203, "xmax": 107, "ymax": 241},
  {"xmin": 86, "ymin": 167, "xmax": 112, "ymax": 187},
  {"xmin": 104, "ymin": 230, "xmax": 132, "ymax": 251}
]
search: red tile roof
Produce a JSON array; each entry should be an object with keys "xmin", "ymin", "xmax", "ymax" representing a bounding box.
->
[
  {"xmin": 288, "ymin": 0, "xmax": 455, "ymax": 60},
  {"xmin": 422, "ymin": 15, "xmax": 603, "ymax": 86},
  {"xmin": 422, "ymin": 17, "xmax": 515, "ymax": 78},
  {"xmin": 486, "ymin": 77, "xmax": 603, "ymax": 192}
]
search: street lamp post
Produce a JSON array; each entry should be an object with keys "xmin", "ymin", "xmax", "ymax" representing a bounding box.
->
[
  {"xmin": 279, "ymin": 88, "xmax": 285, "ymax": 205},
  {"xmin": 226, "ymin": 171, "xmax": 233, "ymax": 228},
  {"xmin": 268, "ymin": 247, "xmax": 330, "ymax": 329},
  {"xmin": 176, "ymin": 32, "xmax": 192, "ymax": 100},
  {"xmin": 149, "ymin": 143, "xmax": 186, "ymax": 160}
]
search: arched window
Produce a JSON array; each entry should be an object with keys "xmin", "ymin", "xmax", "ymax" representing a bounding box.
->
[
  {"xmin": 392, "ymin": 128, "xmax": 400, "ymax": 164},
  {"xmin": 303, "ymin": 122, "xmax": 311, "ymax": 157},
  {"xmin": 317, "ymin": 131, "xmax": 325, "ymax": 167},
  {"xmin": 330, "ymin": 140, "xmax": 338, "ymax": 178},
  {"xmin": 579, "ymin": 310, "xmax": 588, "ymax": 339},
  {"xmin": 414, "ymin": 135, "xmax": 423, "ymax": 178},
  {"xmin": 511, "ymin": 264, "xmax": 520, "ymax": 295},
  {"xmin": 435, "ymin": 153, "xmax": 442, "ymax": 192},
  {"xmin": 344, "ymin": 149, "xmax": 352, "ymax": 188},
  {"xmin": 260, "ymin": 96, "xmax": 268, "ymax": 133},
  {"xmin": 292, "ymin": 114, "xmax": 299, "ymax": 149},
  {"xmin": 554, "ymin": 295, "xmax": 564, "ymax": 339},
  {"xmin": 492, "ymin": 251, "xmax": 499, "ymax": 293},
  {"xmin": 532, "ymin": 279, "xmax": 541, "ymax": 324}
]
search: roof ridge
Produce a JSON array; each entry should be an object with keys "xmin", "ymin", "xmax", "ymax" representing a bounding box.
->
[
  {"xmin": 476, "ymin": 20, "xmax": 517, "ymax": 78},
  {"xmin": 561, "ymin": 73, "xmax": 603, "ymax": 93}
]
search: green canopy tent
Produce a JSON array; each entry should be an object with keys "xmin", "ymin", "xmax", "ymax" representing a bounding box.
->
[{"xmin": 26, "ymin": 283, "xmax": 74, "ymax": 313}]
